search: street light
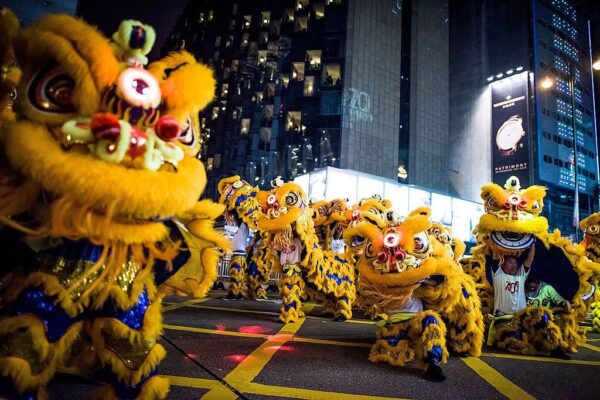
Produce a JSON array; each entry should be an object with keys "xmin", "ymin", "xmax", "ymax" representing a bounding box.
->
[
  {"xmin": 540, "ymin": 57, "xmax": 580, "ymax": 242},
  {"xmin": 593, "ymin": 58, "xmax": 600, "ymax": 71}
]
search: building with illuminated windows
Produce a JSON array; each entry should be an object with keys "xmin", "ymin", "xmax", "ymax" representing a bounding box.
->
[
  {"xmin": 163, "ymin": 0, "xmax": 450, "ymax": 198},
  {"xmin": 450, "ymin": 0, "xmax": 599, "ymax": 239}
]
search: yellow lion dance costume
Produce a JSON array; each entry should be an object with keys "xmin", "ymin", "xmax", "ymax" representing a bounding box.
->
[
  {"xmin": 344, "ymin": 207, "xmax": 484, "ymax": 380},
  {"xmin": 0, "ymin": 14, "xmax": 228, "ymax": 399},
  {"xmin": 580, "ymin": 212, "xmax": 600, "ymax": 332},
  {"xmin": 257, "ymin": 182, "xmax": 356, "ymax": 323},
  {"xmin": 467, "ymin": 177, "xmax": 597, "ymax": 355},
  {"xmin": 217, "ymin": 175, "xmax": 269, "ymax": 299}
]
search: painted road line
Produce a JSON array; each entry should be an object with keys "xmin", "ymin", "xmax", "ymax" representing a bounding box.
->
[
  {"xmin": 161, "ymin": 375, "xmax": 222, "ymax": 390},
  {"xmin": 162, "ymin": 297, "xmax": 210, "ymax": 312},
  {"xmin": 163, "ymin": 324, "xmax": 270, "ymax": 339},
  {"xmin": 483, "ymin": 352, "xmax": 600, "ymax": 366},
  {"xmin": 163, "ymin": 323, "xmax": 373, "ymax": 348},
  {"xmin": 241, "ymin": 382, "xmax": 410, "ymax": 400},
  {"xmin": 201, "ymin": 303, "xmax": 316, "ymax": 399},
  {"xmin": 580, "ymin": 342, "xmax": 600, "ymax": 353},
  {"xmin": 183, "ymin": 303, "xmax": 376, "ymax": 325},
  {"xmin": 462, "ymin": 357, "xmax": 536, "ymax": 400}
]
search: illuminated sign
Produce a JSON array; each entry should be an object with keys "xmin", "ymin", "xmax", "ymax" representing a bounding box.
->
[{"xmin": 491, "ymin": 72, "xmax": 531, "ymax": 186}]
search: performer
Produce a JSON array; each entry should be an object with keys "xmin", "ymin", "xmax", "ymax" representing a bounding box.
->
[
  {"xmin": 345, "ymin": 207, "xmax": 484, "ymax": 381},
  {"xmin": 465, "ymin": 177, "xmax": 596, "ymax": 357},
  {"xmin": 217, "ymin": 176, "xmax": 268, "ymax": 299},
  {"xmin": 0, "ymin": 14, "xmax": 225, "ymax": 399},
  {"xmin": 257, "ymin": 181, "xmax": 356, "ymax": 323},
  {"xmin": 492, "ymin": 247, "xmax": 534, "ymax": 316}
]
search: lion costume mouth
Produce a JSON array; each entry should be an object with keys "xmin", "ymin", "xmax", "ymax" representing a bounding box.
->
[{"xmin": 490, "ymin": 231, "xmax": 535, "ymax": 251}]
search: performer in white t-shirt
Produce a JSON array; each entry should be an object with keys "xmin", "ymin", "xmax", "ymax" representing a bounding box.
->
[{"xmin": 492, "ymin": 244, "xmax": 535, "ymax": 316}]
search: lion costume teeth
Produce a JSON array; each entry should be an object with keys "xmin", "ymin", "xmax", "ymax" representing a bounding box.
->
[{"xmin": 0, "ymin": 14, "xmax": 227, "ymax": 399}]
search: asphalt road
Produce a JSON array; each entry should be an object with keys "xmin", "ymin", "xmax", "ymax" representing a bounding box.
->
[{"xmin": 48, "ymin": 291, "xmax": 600, "ymax": 399}]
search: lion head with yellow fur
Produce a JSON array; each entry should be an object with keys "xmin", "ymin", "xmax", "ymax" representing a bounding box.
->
[
  {"xmin": 217, "ymin": 175, "xmax": 265, "ymax": 229},
  {"xmin": 580, "ymin": 213, "xmax": 600, "ymax": 263},
  {"xmin": 0, "ymin": 15, "xmax": 228, "ymax": 298}
]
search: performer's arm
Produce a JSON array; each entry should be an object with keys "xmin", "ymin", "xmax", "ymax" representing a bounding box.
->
[{"xmin": 523, "ymin": 244, "xmax": 535, "ymax": 269}]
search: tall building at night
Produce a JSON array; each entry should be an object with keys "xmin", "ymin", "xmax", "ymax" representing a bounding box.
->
[
  {"xmin": 163, "ymin": 0, "xmax": 450, "ymax": 198},
  {"xmin": 450, "ymin": 0, "xmax": 599, "ymax": 239}
]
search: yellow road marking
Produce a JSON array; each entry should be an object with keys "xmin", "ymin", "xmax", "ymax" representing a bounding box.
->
[
  {"xmin": 292, "ymin": 336, "xmax": 372, "ymax": 348},
  {"xmin": 580, "ymin": 342, "xmax": 600, "ymax": 353},
  {"xmin": 241, "ymin": 382, "xmax": 410, "ymax": 400},
  {"xmin": 162, "ymin": 297, "xmax": 210, "ymax": 312},
  {"xmin": 163, "ymin": 323, "xmax": 373, "ymax": 348},
  {"xmin": 201, "ymin": 303, "xmax": 315, "ymax": 399},
  {"xmin": 461, "ymin": 357, "xmax": 536, "ymax": 400},
  {"xmin": 184, "ymin": 303, "xmax": 376, "ymax": 325},
  {"xmin": 483, "ymin": 352, "xmax": 600, "ymax": 366},
  {"xmin": 163, "ymin": 324, "xmax": 270, "ymax": 339},
  {"xmin": 161, "ymin": 375, "xmax": 222, "ymax": 390}
]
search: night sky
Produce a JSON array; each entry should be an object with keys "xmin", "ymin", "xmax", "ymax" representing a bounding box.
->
[{"xmin": 77, "ymin": 0, "xmax": 189, "ymax": 61}]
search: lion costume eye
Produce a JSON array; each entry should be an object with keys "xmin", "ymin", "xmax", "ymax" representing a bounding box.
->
[
  {"xmin": 486, "ymin": 197, "xmax": 499, "ymax": 209},
  {"xmin": 413, "ymin": 232, "xmax": 429, "ymax": 254},
  {"xmin": 587, "ymin": 224, "xmax": 600, "ymax": 234},
  {"xmin": 285, "ymin": 192, "xmax": 298, "ymax": 206},
  {"xmin": 178, "ymin": 116, "xmax": 196, "ymax": 147},
  {"xmin": 351, "ymin": 235, "xmax": 365, "ymax": 247},
  {"xmin": 365, "ymin": 242, "xmax": 376, "ymax": 258},
  {"xmin": 28, "ymin": 63, "xmax": 75, "ymax": 113}
]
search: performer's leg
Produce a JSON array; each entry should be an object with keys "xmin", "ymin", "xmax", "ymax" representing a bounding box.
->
[
  {"xmin": 227, "ymin": 254, "xmax": 247, "ymax": 299},
  {"xmin": 88, "ymin": 288, "xmax": 169, "ymax": 400},
  {"xmin": 369, "ymin": 320, "xmax": 414, "ymax": 367},
  {"xmin": 278, "ymin": 265, "xmax": 305, "ymax": 323},
  {"xmin": 247, "ymin": 259, "xmax": 267, "ymax": 300},
  {"xmin": 445, "ymin": 284, "xmax": 485, "ymax": 357},
  {"xmin": 409, "ymin": 311, "xmax": 448, "ymax": 381}
]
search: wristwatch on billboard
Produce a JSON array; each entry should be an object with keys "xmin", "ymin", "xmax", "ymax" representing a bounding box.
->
[{"xmin": 496, "ymin": 115, "xmax": 525, "ymax": 157}]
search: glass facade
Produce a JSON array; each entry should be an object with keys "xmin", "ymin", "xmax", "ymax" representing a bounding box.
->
[
  {"xmin": 532, "ymin": 0, "xmax": 599, "ymax": 236},
  {"xmin": 162, "ymin": 0, "xmax": 349, "ymax": 198},
  {"xmin": 533, "ymin": 0, "xmax": 598, "ymax": 196}
]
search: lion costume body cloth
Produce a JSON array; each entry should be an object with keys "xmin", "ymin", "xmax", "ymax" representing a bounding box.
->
[
  {"xmin": 257, "ymin": 182, "xmax": 356, "ymax": 323},
  {"xmin": 467, "ymin": 177, "xmax": 597, "ymax": 354},
  {"xmin": 0, "ymin": 15, "xmax": 229, "ymax": 399},
  {"xmin": 343, "ymin": 207, "xmax": 484, "ymax": 375}
]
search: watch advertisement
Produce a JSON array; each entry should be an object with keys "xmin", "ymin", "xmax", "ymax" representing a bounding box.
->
[{"xmin": 491, "ymin": 72, "xmax": 531, "ymax": 187}]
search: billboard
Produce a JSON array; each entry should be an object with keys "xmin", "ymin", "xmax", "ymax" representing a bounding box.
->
[{"xmin": 491, "ymin": 72, "xmax": 531, "ymax": 186}]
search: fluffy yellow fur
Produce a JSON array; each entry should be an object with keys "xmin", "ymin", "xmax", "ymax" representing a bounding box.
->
[
  {"xmin": 4, "ymin": 121, "xmax": 206, "ymax": 219},
  {"xmin": 478, "ymin": 213, "xmax": 549, "ymax": 234},
  {"xmin": 148, "ymin": 51, "xmax": 215, "ymax": 121}
]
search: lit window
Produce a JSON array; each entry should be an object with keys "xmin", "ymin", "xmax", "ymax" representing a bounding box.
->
[
  {"xmin": 292, "ymin": 62, "xmax": 305, "ymax": 80},
  {"xmin": 241, "ymin": 118, "xmax": 250, "ymax": 134},
  {"xmin": 306, "ymin": 50, "xmax": 322, "ymax": 70},
  {"xmin": 322, "ymin": 64, "xmax": 341, "ymax": 87},
  {"xmin": 304, "ymin": 76, "xmax": 315, "ymax": 96},
  {"xmin": 261, "ymin": 11, "xmax": 271, "ymax": 26},
  {"xmin": 286, "ymin": 111, "xmax": 302, "ymax": 132},
  {"xmin": 295, "ymin": 16, "xmax": 308, "ymax": 32}
]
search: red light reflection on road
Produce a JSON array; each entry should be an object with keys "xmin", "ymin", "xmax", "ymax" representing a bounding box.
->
[
  {"xmin": 226, "ymin": 354, "xmax": 247, "ymax": 363},
  {"xmin": 238, "ymin": 325, "xmax": 272, "ymax": 334}
]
